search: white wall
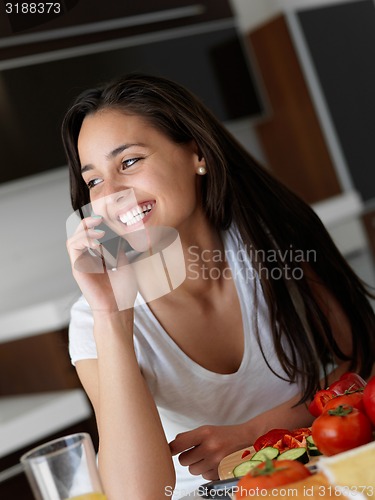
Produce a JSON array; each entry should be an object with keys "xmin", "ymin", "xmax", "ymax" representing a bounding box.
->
[
  {"xmin": 230, "ymin": 0, "xmax": 365, "ymax": 32},
  {"xmin": 0, "ymin": 168, "xmax": 79, "ymax": 341}
]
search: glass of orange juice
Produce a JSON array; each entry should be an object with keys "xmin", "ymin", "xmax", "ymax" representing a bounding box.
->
[{"xmin": 20, "ymin": 433, "xmax": 106, "ymax": 500}]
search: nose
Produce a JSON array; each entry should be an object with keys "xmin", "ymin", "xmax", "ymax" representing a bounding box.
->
[
  {"xmin": 105, "ymin": 187, "xmax": 134, "ymax": 205},
  {"xmin": 91, "ymin": 184, "xmax": 136, "ymax": 218}
]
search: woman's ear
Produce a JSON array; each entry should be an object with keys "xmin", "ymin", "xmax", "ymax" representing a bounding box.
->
[
  {"xmin": 190, "ymin": 140, "xmax": 204, "ymax": 161},
  {"xmin": 190, "ymin": 141, "xmax": 206, "ymax": 174}
]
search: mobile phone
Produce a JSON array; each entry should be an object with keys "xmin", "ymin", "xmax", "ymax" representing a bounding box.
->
[
  {"xmin": 90, "ymin": 222, "xmax": 126, "ymax": 269},
  {"xmin": 198, "ymin": 477, "xmax": 239, "ymax": 499}
]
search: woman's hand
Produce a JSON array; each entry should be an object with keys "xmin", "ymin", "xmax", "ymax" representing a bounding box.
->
[
  {"xmin": 169, "ymin": 424, "xmax": 250, "ymax": 481},
  {"xmin": 169, "ymin": 392, "xmax": 317, "ymax": 481},
  {"xmin": 66, "ymin": 215, "xmax": 137, "ymax": 312}
]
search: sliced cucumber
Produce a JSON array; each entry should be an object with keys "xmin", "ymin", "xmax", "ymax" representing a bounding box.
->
[
  {"xmin": 308, "ymin": 447, "xmax": 322, "ymax": 456},
  {"xmin": 306, "ymin": 435, "xmax": 322, "ymax": 456},
  {"xmin": 251, "ymin": 446, "xmax": 279, "ymax": 462},
  {"xmin": 277, "ymin": 447, "xmax": 309, "ymax": 464},
  {"xmin": 306, "ymin": 436, "xmax": 315, "ymax": 447},
  {"xmin": 233, "ymin": 459, "xmax": 263, "ymax": 478}
]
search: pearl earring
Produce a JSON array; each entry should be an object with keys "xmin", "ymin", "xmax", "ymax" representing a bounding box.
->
[{"xmin": 197, "ymin": 166, "xmax": 207, "ymax": 175}]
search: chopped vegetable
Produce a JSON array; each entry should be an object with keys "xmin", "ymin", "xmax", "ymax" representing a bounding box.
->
[
  {"xmin": 273, "ymin": 434, "xmax": 306, "ymax": 452},
  {"xmin": 308, "ymin": 389, "xmax": 336, "ymax": 417},
  {"xmin": 253, "ymin": 429, "xmax": 290, "ymax": 452},
  {"xmin": 253, "ymin": 427, "xmax": 310, "ymax": 453},
  {"xmin": 306, "ymin": 435, "xmax": 322, "ymax": 457},
  {"xmin": 233, "ymin": 459, "xmax": 263, "ymax": 478},
  {"xmin": 251, "ymin": 446, "xmax": 279, "ymax": 462},
  {"xmin": 290, "ymin": 428, "xmax": 312, "ymax": 440},
  {"xmin": 276, "ymin": 447, "xmax": 309, "ymax": 464}
]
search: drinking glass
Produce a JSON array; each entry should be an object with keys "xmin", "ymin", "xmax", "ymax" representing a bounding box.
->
[{"xmin": 20, "ymin": 433, "xmax": 106, "ymax": 500}]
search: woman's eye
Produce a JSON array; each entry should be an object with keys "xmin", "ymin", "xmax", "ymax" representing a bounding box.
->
[
  {"xmin": 122, "ymin": 157, "xmax": 140, "ymax": 169},
  {"xmin": 87, "ymin": 178, "xmax": 102, "ymax": 189}
]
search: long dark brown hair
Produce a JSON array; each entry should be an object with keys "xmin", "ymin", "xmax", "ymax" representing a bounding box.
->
[{"xmin": 62, "ymin": 73, "xmax": 375, "ymax": 402}]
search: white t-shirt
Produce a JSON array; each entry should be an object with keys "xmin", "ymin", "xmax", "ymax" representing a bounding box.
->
[{"xmin": 69, "ymin": 227, "xmax": 300, "ymax": 498}]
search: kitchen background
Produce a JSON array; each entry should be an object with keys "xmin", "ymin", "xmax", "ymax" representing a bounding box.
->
[{"xmin": 1, "ymin": 0, "xmax": 375, "ymax": 496}]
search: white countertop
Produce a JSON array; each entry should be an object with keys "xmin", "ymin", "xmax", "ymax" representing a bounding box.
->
[
  {"xmin": 0, "ymin": 167, "xmax": 79, "ymax": 342},
  {"xmin": 0, "ymin": 389, "xmax": 91, "ymax": 458},
  {"xmin": 0, "ymin": 170, "xmax": 89, "ymax": 465},
  {"xmin": 311, "ymin": 191, "xmax": 368, "ymax": 256}
]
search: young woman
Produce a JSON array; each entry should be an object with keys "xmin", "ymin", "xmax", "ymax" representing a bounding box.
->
[{"xmin": 63, "ymin": 73, "xmax": 375, "ymax": 499}]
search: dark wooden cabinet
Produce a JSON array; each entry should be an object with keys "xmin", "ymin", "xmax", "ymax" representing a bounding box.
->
[
  {"xmin": 248, "ymin": 15, "xmax": 341, "ymax": 204},
  {"xmin": 0, "ymin": 0, "xmax": 234, "ymax": 58},
  {"xmin": 0, "ymin": 328, "xmax": 79, "ymax": 396},
  {"xmin": 0, "ymin": 0, "xmax": 263, "ymax": 185},
  {"xmin": 0, "ymin": 329, "xmax": 98, "ymax": 498}
]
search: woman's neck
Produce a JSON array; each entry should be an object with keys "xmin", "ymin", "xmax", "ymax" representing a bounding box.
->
[{"xmin": 177, "ymin": 218, "xmax": 230, "ymax": 298}]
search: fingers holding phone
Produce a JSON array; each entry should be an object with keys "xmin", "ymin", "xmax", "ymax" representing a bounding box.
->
[
  {"xmin": 66, "ymin": 215, "xmax": 107, "ymax": 273},
  {"xmin": 66, "ymin": 215, "xmax": 137, "ymax": 311}
]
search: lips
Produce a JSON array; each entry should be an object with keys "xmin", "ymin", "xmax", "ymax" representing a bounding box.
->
[{"xmin": 118, "ymin": 202, "xmax": 155, "ymax": 226}]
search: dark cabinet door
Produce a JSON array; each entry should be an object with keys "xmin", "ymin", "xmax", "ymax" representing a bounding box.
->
[
  {"xmin": 0, "ymin": 0, "xmax": 234, "ymax": 40},
  {"xmin": 296, "ymin": 0, "xmax": 375, "ymax": 203}
]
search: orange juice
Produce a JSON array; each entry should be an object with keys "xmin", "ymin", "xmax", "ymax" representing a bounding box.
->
[{"xmin": 66, "ymin": 494, "xmax": 107, "ymax": 500}]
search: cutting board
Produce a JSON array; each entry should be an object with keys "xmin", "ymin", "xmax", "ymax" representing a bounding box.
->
[
  {"xmin": 218, "ymin": 446, "xmax": 319, "ymax": 480},
  {"xmin": 218, "ymin": 446, "xmax": 256, "ymax": 480}
]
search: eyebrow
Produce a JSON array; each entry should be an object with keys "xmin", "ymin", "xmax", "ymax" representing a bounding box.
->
[{"xmin": 81, "ymin": 143, "xmax": 146, "ymax": 173}]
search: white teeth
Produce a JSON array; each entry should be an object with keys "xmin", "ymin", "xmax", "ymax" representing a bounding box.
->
[{"xmin": 118, "ymin": 203, "xmax": 154, "ymax": 226}]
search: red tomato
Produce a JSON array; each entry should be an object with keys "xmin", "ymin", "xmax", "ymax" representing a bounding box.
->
[
  {"xmin": 329, "ymin": 372, "xmax": 366, "ymax": 395},
  {"xmin": 253, "ymin": 429, "xmax": 290, "ymax": 452},
  {"xmin": 308, "ymin": 389, "xmax": 336, "ymax": 417},
  {"xmin": 323, "ymin": 391, "xmax": 365, "ymax": 413},
  {"xmin": 363, "ymin": 375, "xmax": 375, "ymax": 426},
  {"xmin": 236, "ymin": 460, "xmax": 311, "ymax": 498},
  {"xmin": 312, "ymin": 404, "xmax": 373, "ymax": 456}
]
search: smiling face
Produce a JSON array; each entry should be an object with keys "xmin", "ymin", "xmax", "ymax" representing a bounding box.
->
[{"xmin": 77, "ymin": 108, "xmax": 207, "ymax": 241}]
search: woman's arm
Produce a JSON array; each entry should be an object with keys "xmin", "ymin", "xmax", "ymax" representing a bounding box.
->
[
  {"xmin": 67, "ymin": 217, "xmax": 175, "ymax": 499},
  {"xmin": 76, "ymin": 310, "xmax": 175, "ymax": 499}
]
